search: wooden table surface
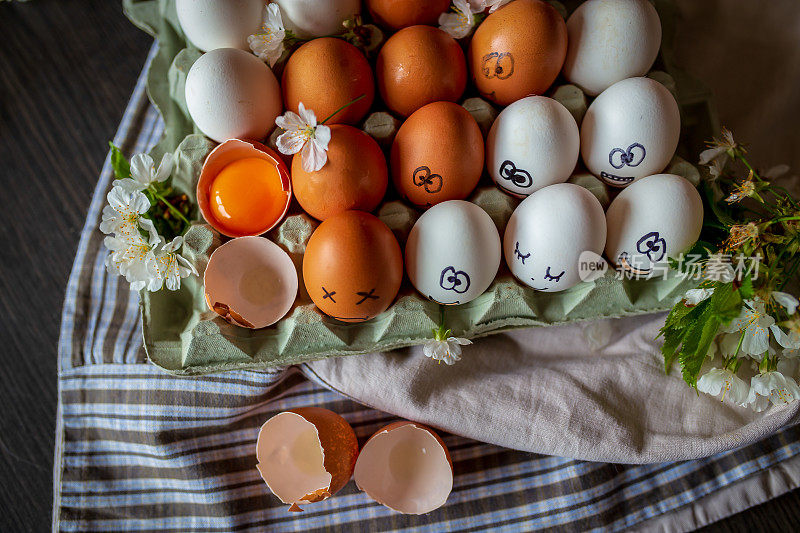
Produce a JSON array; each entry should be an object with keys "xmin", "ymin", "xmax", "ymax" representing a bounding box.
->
[{"xmin": 0, "ymin": 0, "xmax": 796, "ymax": 531}]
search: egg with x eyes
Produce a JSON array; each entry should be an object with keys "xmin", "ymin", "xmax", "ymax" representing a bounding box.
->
[
  {"xmin": 406, "ymin": 200, "xmax": 501, "ymax": 305},
  {"xmin": 303, "ymin": 210, "xmax": 403, "ymax": 323},
  {"xmin": 504, "ymin": 183, "xmax": 606, "ymax": 292}
]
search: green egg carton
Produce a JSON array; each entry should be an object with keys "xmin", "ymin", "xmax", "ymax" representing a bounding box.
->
[{"xmin": 124, "ymin": 0, "xmax": 717, "ymax": 374}]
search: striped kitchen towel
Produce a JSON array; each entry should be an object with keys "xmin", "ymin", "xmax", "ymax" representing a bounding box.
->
[{"xmin": 53, "ymin": 43, "xmax": 800, "ymax": 532}]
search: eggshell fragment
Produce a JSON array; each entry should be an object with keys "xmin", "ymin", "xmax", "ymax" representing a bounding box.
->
[
  {"xmin": 185, "ymin": 48, "xmax": 283, "ymax": 143},
  {"xmin": 367, "ymin": 0, "xmax": 451, "ymax": 30},
  {"xmin": 377, "ymin": 25, "xmax": 467, "ymax": 117},
  {"xmin": 204, "ymin": 236, "xmax": 298, "ymax": 329},
  {"xmin": 391, "ymin": 101, "xmax": 484, "ymax": 207},
  {"xmin": 468, "ymin": 0, "xmax": 567, "ymax": 106},
  {"xmin": 197, "ymin": 139, "xmax": 292, "ymax": 238},
  {"xmin": 563, "ymin": 0, "xmax": 662, "ymax": 96},
  {"xmin": 282, "ymin": 38, "xmax": 375, "ymax": 126},
  {"xmin": 274, "ymin": 0, "xmax": 361, "ymax": 39},
  {"xmin": 256, "ymin": 408, "xmax": 358, "ymax": 511},
  {"xmin": 354, "ymin": 422, "xmax": 453, "ymax": 515},
  {"xmin": 175, "ymin": 0, "xmax": 264, "ymax": 52}
]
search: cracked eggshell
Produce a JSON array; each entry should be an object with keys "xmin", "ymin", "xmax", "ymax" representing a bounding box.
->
[
  {"xmin": 504, "ymin": 183, "xmax": 606, "ymax": 292},
  {"xmin": 204, "ymin": 236, "xmax": 298, "ymax": 329},
  {"xmin": 406, "ymin": 200, "xmax": 501, "ymax": 305},
  {"xmin": 274, "ymin": 0, "xmax": 361, "ymax": 39},
  {"xmin": 468, "ymin": 0, "xmax": 567, "ymax": 106},
  {"xmin": 176, "ymin": 0, "xmax": 264, "ymax": 52},
  {"xmin": 563, "ymin": 0, "xmax": 662, "ymax": 96},
  {"xmin": 197, "ymin": 139, "xmax": 292, "ymax": 238},
  {"xmin": 580, "ymin": 77, "xmax": 680, "ymax": 188},
  {"xmin": 487, "ymin": 96, "xmax": 579, "ymax": 197},
  {"xmin": 256, "ymin": 407, "xmax": 358, "ymax": 512},
  {"xmin": 303, "ymin": 211, "xmax": 403, "ymax": 323},
  {"xmin": 185, "ymin": 48, "xmax": 283, "ymax": 143},
  {"xmin": 605, "ymin": 174, "xmax": 703, "ymax": 277},
  {"xmin": 354, "ymin": 421, "xmax": 453, "ymax": 515}
]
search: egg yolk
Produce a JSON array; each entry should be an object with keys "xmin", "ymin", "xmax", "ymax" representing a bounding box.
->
[{"xmin": 209, "ymin": 157, "xmax": 288, "ymax": 235}]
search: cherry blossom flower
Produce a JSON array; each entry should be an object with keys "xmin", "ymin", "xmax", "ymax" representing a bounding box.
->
[
  {"xmin": 724, "ymin": 171, "xmax": 757, "ymax": 204},
  {"xmin": 275, "ymin": 102, "xmax": 331, "ymax": 172},
  {"xmin": 423, "ymin": 335, "xmax": 472, "ymax": 365},
  {"xmin": 114, "ymin": 152, "xmax": 173, "ymax": 193},
  {"xmin": 484, "ymin": 0, "xmax": 513, "ymax": 12},
  {"xmin": 697, "ymin": 367, "xmax": 750, "ymax": 406},
  {"xmin": 721, "ymin": 299, "xmax": 776, "ymax": 358},
  {"xmin": 439, "ymin": 0, "xmax": 482, "ymax": 39},
  {"xmin": 248, "ymin": 3, "xmax": 286, "ymax": 67},
  {"xmin": 100, "ymin": 186, "xmax": 159, "ymax": 243},
  {"xmin": 746, "ymin": 371, "xmax": 800, "ymax": 411},
  {"xmin": 147, "ymin": 236, "xmax": 198, "ymax": 292},
  {"xmin": 699, "ymin": 127, "xmax": 737, "ymax": 167},
  {"xmin": 104, "ymin": 231, "xmax": 159, "ymax": 291}
]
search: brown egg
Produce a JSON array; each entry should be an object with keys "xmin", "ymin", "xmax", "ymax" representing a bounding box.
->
[
  {"xmin": 282, "ymin": 38, "xmax": 375, "ymax": 125},
  {"xmin": 468, "ymin": 0, "xmax": 567, "ymax": 106},
  {"xmin": 390, "ymin": 101, "xmax": 484, "ymax": 207},
  {"xmin": 376, "ymin": 25, "xmax": 467, "ymax": 117},
  {"xmin": 303, "ymin": 211, "xmax": 403, "ymax": 323},
  {"xmin": 292, "ymin": 125, "xmax": 388, "ymax": 220},
  {"xmin": 367, "ymin": 0, "xmax": 451, "ymax": 30}
]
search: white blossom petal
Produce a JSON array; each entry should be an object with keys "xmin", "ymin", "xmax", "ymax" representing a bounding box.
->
[
  {"xmin": 300, "ymin": 135, "xmax": 328, "ymax": 172},
  {"xmin": 772, "ymin": 291, "xmax": 799, "ymax": 315},
  {"xmin": 153, "ymin": 152, "xmax": 174, "ymax": 183},
  {"xmin": 748, "ymin": 371, "xmax": 800, "ymax": 409},
  {"xmin": 685, "ymin": 288, "xmax": 714, "ymax": 306},
  {"xmin": 697, "ymin": 368, "xmax": 750, "ymax": 406},
  {"xmin": 298, "ymin": 102, "xmax": 318, "ymax": 127},
  {"xmin": 130, "ymin": 153, "xmax": 155, "ymax": 185},
  {"xmin": 698, "ymin": 146, "xmax": 727, "ymax": 166}
]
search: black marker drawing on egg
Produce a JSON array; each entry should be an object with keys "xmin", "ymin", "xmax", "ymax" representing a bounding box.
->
[
  {"xmin": 439, "ymin": 266, "xmax": 471, "ymax": 294},
  {"xmin": 481, "ymin": 52, "xmax": 515, "ymax": 80},
  {"xmin": 413, "ymin": 166, "xmax": 443, "ymax": 194},
  {"xmin": 499, "ymin": 160, "xmax": 533, "ymax": 189},
  {"xmin": 322, "ymin": 287, "xmax": 336, "ymax": 303},
  {"xmin": 636, "ymin": 231, "xmax": 666, "ymax": 263},
  {"xmin": 543, "ymin": 266, "xmax": 565, "ymax": 282},
  {"xmin": 514, "ymin": 242, "xmax": 530, "ymax": 264},
  {"xmin": 355, "ymin": 288, "xmax": 379, "ymax": 305}
]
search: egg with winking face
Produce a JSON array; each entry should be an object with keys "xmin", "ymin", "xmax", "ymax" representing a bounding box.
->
[{"xmin": 504, "ymin": 183, "xmax": 607, "ymax": 292}]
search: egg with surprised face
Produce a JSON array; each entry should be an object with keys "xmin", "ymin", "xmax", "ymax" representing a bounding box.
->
[
  {"xmin": 406, "ymin": 201, "xmax": 501, "ymax": 305},
  {"xmin": 303, "ymin": 211, "xmax": 403, "ymax": 323},
  {"xmin": 605, "ymin": 174, "xmax": 703, "ymax": 278},
  {"xmin": 504, "ymin": 184, "xmax": 606, "ymax": 292},
  {"xmin": 581, "ymin": 77, "xmax": 680, "ymax": 187}
]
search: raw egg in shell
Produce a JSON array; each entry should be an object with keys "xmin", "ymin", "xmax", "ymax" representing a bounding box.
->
[
  {"xmin": 282, "ymin": 38, "xmax": 375, "ymax": 126},
  {"xmin": 197, "ymin": 139, "xmax": 292, "ymax": 238},
  {"xmin": 468, "ymin": 0, "xmax": 567, "ymax": 106},
  {"xmin": 303, "ymin": 211, "xmax": 403, "ymax": 323},
  {"xmin": 390, "ymin": 101, "xmax": 484, "ymax": 208},
  {"xmin": 366, "ymin": 0, "xmax": 451, "ymax": 30},
  {"xmin": 377, "ymin": 25, "xmax": 467, "ymax": 117},
  {"xmin": 204, "ymin": 236, "xmax": 298, "ymax": 329},
  {"xmin": 292, "ymin": 125, "xmax": 388, "ymax": 221},
  {"xmin": 175, "ymin": 0, "xmax": 264, "ymax": 52}
]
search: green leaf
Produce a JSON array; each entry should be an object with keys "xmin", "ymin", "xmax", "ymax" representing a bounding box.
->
[
  {"xmin": 738, "ymin": 273, "xmax": 754, "ymax": 301},
  {"xmin": 678, "ymin": 302, "xmax": 719, "ymax": 387},
  {"xmin": 108, "ymin": 142, "xmax": 131, "ymax": 181}
]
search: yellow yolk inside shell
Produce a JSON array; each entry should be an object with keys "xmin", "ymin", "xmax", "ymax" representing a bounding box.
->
[{"xmin": 209, "ymin": 157, "xmax": 287, "ymax": 235}]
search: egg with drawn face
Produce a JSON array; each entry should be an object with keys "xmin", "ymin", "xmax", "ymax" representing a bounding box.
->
[
  {"xmin": 581, "ymin": 77, "xmax": 680, "ymax": 188},
  {"xmin": 406, "ymin": 201, "xmax": 501, "ymax": 305},
  {"xmin": 303, "ymin": 211, "xmax": 403, "ymax": 323},
  {"xmin": 605, "ymin": 174, "xmax": 703, "ymax": 278},
  {"xmin": 504, "ymin": 183, "xmax": 606, "ymax": 292}
]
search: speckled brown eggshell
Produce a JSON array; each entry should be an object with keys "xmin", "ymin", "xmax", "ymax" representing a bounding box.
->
[
  {"xmin": 376, "ymin": 25, "xmax": 467, "ymax": 118},
  {"xmin": 292, "ymin": 125, "xmax": 388, "ymax": 221},
  {"xmin": 367, "ymin": 0, "xmax": 451, "ymax": 30},
  {"xmin": 390, "ymin": 101, "xmax": 484, "ymax": 207},
  {"xmin": 468, "ymin": 0, "xmax": 568, "ymax": 106},
  {"xmin": 282, "ymin": 38, "xmax": 375, "ymax": 125},
  {"xmin": 302, "ymin": 211, "xmax": 403, "ymax": 323}
]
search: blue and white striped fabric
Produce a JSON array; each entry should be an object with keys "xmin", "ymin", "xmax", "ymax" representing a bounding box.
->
[{"xmin": 53, "ymin": 44, "xmax": 800, "ymax": 532}]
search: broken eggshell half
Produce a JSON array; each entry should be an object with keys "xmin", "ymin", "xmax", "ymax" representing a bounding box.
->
[
  {"xmin": 354, "ymin": 421, "xmax": 453, "ymax": 515},
  {"xmin": 197, "ymin": 138, "xmax": 292, "ymax": 238},
  {"xmin": 256, "ymin": 407, "xmax": 359, "ymax": 511},
  {"xmin": 203, "ymin": 236, "xmax": 298, "ymax": 329}
]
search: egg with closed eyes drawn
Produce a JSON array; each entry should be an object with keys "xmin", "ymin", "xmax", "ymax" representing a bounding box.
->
[
  {"xmin": 406, "ymin": 201, "xmax": 501, "ymax": 305},
  {"xmin": 581, "ymin": 77, "xmax": 680, "ymax": 188},
  {"xmin": 504, "ymin": 183, "xmax": 606, "ymax": 292}
]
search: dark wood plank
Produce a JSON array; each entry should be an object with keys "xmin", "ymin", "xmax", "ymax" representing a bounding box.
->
[{"xmin": 0, "ymin": 1, "xmax": 150, "ymax": 530}]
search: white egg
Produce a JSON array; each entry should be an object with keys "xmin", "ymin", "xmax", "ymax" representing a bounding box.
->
[
  {"xmin": 185, "ymin": 48, "xmax": 283, "ymax": 144},
  {"xmin": 581, "ymin": 77, "xmax": 680, "ymax": 188},
  {"xmin": 563, "ymin": 0, "xmax": 662, "ymax": 96},
  {"xmin": 176, "ymin": 0, "xmax": 265, "ymax": 52},
  {"xmin": 605, "ymin": 174, "xmax": 703, "ymax": 277},
  {"xmin": 274, "ymin": 0, "xmax": 360, "ymax": 39},
  {"xmin": 486, "ymin": 96, "xmax": 580, "ymax": 197},
  {"xmin": 504, "ymin": 183, "xmax": 606, "ymax": 292},
  {"xmin": 406, "ymin": 200, "xmax": 501, "ymax": 305}
]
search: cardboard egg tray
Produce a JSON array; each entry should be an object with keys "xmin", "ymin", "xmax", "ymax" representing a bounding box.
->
[{"xmin": 125, "ymin": 0, "xmax": 718, "ymax": 374}]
